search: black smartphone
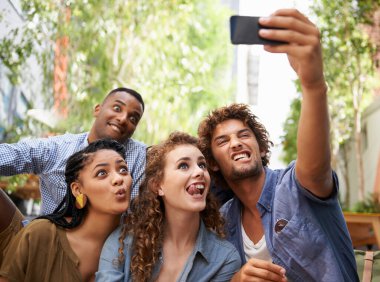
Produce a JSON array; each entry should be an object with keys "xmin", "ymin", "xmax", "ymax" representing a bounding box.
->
[{"xmin": 230, "ymin": 15, "xmax": 285, "ymax": 45}]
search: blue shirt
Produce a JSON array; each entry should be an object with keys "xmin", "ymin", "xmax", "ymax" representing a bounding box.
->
[
  {"xmin": 221, "ymin": 162, "xmax": 359, "ymax": 282},
  {"xmin": 0, "ymin": 133, "xmax": 146, "ymax": 214},
  {"xmin": 96, "ymin": 220, "xmax": 241, "ymax": 282}
]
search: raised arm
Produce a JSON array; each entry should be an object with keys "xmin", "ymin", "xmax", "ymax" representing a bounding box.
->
[
  {"xmin": 0, "ymin": 139, "xmax": 51, "ymax": 175},
  {"xmin": 259, "ymin": 9, "xmax": 333, "ymax": 198}
]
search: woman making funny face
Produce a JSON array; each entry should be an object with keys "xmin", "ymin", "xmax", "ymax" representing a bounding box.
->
[{"xmin": 96, "ymin": 132, "xmax": 241, "ymax": 282}]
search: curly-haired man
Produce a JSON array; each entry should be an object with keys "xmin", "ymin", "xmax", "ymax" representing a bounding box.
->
[{"xmin": 198, "ymin": 9, "xmax": 358, "ymax": 282}]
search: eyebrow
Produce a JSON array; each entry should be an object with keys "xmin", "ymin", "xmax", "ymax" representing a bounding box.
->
[
  {"xmin": 175, "ymin": 156, "xmax": 206, "ymax": 163},
  {"xmin": 114, "ymin": 99, "xmax": 127, "ymax": 106},
  {"xmin": 176, "ymin": 157, "xmax": 191, "ymax": 163},
  {"xmin": 92, "ymin": 163, "xmax": 108, "ymax": 172},
  {"xmin": 213, "ymin": 128, "xmax": 251, "ymax": 142},
  {"xmin": 116, "ymin": 159, "xmax": 127, "ymax": 165},
  {"xmin": 92, "ymin": 159, "xmax": 126, "ymax": 171},
  {"xmin": 238, "ymin": 129, "xmax": 251, "ymax": 134},
  {"xmin": 114, "ymin": 100, "xmax": 142, "ymax": 117}
]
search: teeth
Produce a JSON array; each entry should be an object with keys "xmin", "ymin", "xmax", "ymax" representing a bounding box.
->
[
  {"xmin": 234, "ymin": 153, "xmax": 248, "ymax": 161},
  {"xmin": 110, "ymin": 124, "xmax": 121, "ymax": 132},
  {"xmin": 186, "ymin": 184, "xmax": 206, "ymax": 196}
]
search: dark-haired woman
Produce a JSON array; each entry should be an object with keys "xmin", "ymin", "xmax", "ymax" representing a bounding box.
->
[
  {"xmin": 0, "ymin": 139, "xmax": 132, "ymax": 282},
  {"xmin": 96, "ymin": 132, "xmax": 241, "ymax": 282}
]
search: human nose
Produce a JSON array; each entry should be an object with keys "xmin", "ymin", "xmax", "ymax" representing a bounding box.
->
[
  {"xmin": 117, "ymin": 111, "xmax": 129, "ymax": 125},
  {"xmin": 230, "ymin": 135, "xmax": 242, "ymax": 150},
  {"xmin": 112, "ymin": 172, "xmax": 124, "ymax": 186},
  {"xmin": 193, "ymin": 165, "xmax": 205, "ymax": 178}
]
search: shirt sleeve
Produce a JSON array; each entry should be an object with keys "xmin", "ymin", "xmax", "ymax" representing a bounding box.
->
[
  {"xmin": 210, "ymin": 247, "xmax": 241, "ymax": 282},
  {"xmin": 96, "ymin": 226, "xmax": 130, "ymax": 282},
  {"xmin": 0, "ymin": 225, "xmax": 30, "ymax": 281},
  {"xmin": 0, "ymin": 138, "xmax": 52, "ymax": 175}
]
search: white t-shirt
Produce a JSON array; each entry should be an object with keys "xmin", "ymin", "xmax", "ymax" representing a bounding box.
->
[{"xmin": 241, "ymin": 222, "xmax": 272, "ymax": 262}]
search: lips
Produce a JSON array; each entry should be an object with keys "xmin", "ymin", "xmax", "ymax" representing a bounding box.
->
[
  {"xmin": 115, "ymin": 188, "xmax": 126, "ymax": 195},
  {"xmin": 186, "ymin": 183, "xmax": 205, "ymax": 196},
  {"xmin": 108, "ymin": 122, "xmax": 124, "ymax": 134},
  {"xmin": 114, "ymin": 188, "xmax": 127, "ymax": 199}
]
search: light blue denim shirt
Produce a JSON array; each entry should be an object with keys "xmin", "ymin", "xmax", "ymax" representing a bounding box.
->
[
  {"xmin": 221, "ymin": 162, "xmax": 359, "ymax": 282},
  {"xmin": 96, "ymin": 220, "xmax": 241, "ymax": 282}
]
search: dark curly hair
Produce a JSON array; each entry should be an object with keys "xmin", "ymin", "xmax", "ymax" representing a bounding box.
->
[
  {"xmin": 118, "ymin": 131, "xmax": 225, "ymax": 282},
  {"xmin": 38, "ymin": 139, "xmax": 126, "ymax": 228},
  {"xmin": 198, "ymin": 103, "xmax": 273, "ymax": 189}
]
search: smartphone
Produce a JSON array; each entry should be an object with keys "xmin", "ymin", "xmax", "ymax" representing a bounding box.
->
[{"xmin": 230, "ymin": 15, "xmax": 285, "ymax": 45}]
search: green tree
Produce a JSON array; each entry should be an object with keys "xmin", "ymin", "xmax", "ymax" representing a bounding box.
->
[
  {"xmin": 1, "ymin": 0, "xmax": 233, "ymax": 145},
  {"xmin": 281, "ymin": 0, "xmax": 380, "ymax": 206},
  {"xmin": 280, "ymin": 95, "xmax": 301, "ymax": 164}
]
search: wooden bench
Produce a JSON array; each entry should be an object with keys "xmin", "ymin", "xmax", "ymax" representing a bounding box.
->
[{"xmin": 343, "ymin": 212, "xmax": 380, "ymax": 249}]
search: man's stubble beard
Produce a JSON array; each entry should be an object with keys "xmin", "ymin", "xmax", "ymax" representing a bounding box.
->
[{"xmin": 230, "ymin": 159, "xmax": 263, "ymax": 181}]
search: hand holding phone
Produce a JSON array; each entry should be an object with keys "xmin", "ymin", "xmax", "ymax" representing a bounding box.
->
[{"xmin": 230, "ymin": 15, "xmax": 286, "ymax": 45}]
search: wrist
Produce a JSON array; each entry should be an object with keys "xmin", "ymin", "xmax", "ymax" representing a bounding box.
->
[
  {"xmin": 231, "ymin": 269, "xmax": 242, "ymax": 282},
  {"xmin": 301, "ymin": 79, "xmax": 328, "ymax": 94}
]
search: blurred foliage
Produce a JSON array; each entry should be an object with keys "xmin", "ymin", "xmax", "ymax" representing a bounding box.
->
[
  {"xmin": 352, "ymin": 193, "xmax": 380, "ymax": 213},
  {"xmin": 0, "ymin": 175, "xmax": 29, "ymax": 193},
  {"xmin": 0, "ymin": 0, "xmax": 234, "ymax": 145},
  {"xmin": 280, "ymin": 0, "xmax": 380, "ymax": 205},
  {"xmin": 312, "ymin": 0, "xmax": 379, "ymax": 155},
  {"xmin": 280, "ymin": 94, "xmax": 301, "ymax": 164}
]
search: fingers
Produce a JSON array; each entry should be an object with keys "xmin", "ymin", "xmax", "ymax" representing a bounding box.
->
[
  {"xmin": 270, "ymin": 8, "xmax": 313, "ymax": 25},
  {"xmin": 258, "ymin": 11, "xmax": 320, "ymax": 47},
  {"xmin": 239, "ymin": 259, "xmax": 287, "ymax": 282}
]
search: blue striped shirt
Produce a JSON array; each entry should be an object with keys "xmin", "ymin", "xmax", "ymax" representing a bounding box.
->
[{"xmin": 0, "ymin": 133, "xmax": 146, "ymax": 214}]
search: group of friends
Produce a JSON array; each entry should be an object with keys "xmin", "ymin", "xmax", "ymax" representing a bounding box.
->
[{"xmin": 0, "ymin": 9, "xmax": 360, "ymax": 282}]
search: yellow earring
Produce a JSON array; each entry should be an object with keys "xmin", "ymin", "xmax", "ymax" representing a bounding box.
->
[{"xmin": 75, "ymin": 193, "xmax": 87, "ymax": 209}]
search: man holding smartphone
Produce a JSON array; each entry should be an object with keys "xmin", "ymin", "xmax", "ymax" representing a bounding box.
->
[{"xmin": 198, "ymin": 9, "xmax": 358, "ymax": 282}]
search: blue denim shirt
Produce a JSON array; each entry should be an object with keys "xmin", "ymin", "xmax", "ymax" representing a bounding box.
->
[
  {"xmin": 96, "ymin": 220, "xmax": 241, "ymax": 282},
  {"xmin": 221, "ymin": 162, "xmax": 359, "ymax": 282}
]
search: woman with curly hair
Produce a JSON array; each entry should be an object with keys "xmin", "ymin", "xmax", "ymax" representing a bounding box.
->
[
  {"xmin": 96, "ymin": 131, "xmax": 241, "ymax": 282},
  {"xmin": 0, "ymin": 139, "xmax": 132, "ymax": 282}
]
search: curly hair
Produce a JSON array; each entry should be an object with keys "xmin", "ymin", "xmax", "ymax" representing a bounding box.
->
[
  {"xmin": 38, "ymin": 139, "xmax": 126, "ymax": 228},
  {"xmin": 118, "ymin": 131, "xmax": 225, "ymax": 282},
  {"xmin": 198, "ymin": 103, "xmax": 273, "ymax": 189}
]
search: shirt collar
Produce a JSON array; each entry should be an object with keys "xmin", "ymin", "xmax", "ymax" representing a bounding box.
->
[
  {"xmin": 84, "ymin": 132, "xmax": 90, "ymax": 147},
  {"xmin": 84, "ymin": 132, "xmax": 131, "ymax": 147},
  {"xmin": 194, "ymin": 220, "xmax": 212, "ymax": 263},
  {"xmin": 257, "ymin": 167, "xmax": 278, "ymax": 214},
  {"xmin": 152, "ymin": 219, "xmax": 211, "ymax": 280}
]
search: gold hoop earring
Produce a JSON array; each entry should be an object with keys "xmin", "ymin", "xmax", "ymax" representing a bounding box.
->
[{"xmin": 75, "ymin": 193, "xmax": 87, "ymax": 209}]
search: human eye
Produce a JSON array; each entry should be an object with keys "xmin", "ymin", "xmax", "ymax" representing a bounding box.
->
[
  {"xmin": 129, "ymin": 115, "xmax": 139, "ymax": 125},
  {"xmin": 95, "ymin": 169, "xmax": 107, "ymax": 177},
  {"xmin": 178, "ymin": 162, "xmax": 189, "ymax": 170},
  {"xmin": 113, "ymin": 105, "xmax": 121, "ymax": 112},
  {"xmin": 119, "ymin": 166, "xmax": 129, "ymax": 174},
  {"xmin": 198, "ymin": 161, "xmax": 207, "ymax": 170},
  {"xmin": 216, "ymin": 138, "xmax": 227, "ymax": 146},
  {"xmin": 241, "ymin": 130, "xmax": 252, "ymax": 137}
]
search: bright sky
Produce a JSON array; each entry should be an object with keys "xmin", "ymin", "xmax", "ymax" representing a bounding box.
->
[{"xmin": 237, "ymin": 0, "xmax": 312, "ymax": 168}]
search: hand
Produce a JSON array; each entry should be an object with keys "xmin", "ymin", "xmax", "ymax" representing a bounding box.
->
[
  {"xmin": 231, "ymin": 258, "xmax": 287, "ymax": 282},
  {"xmin": 258, "ymin": 9, "xmax": 326, "ymax": 92}
]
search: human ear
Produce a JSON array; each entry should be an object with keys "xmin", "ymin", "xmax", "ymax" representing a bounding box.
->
[
  {"xmin": 158, "ymin": 187, "xmax": 165, "ymax": 196},
  {"xmin": 260, "ymin": 151, "xmax": 266, "ymax": 158},
  {"xmin": 93, "ymin": 104, "xmax": 101, "ymax": 118},
  {"xmin": 70, "ymin": 181, "xmax": 82, "ymax": 197}
]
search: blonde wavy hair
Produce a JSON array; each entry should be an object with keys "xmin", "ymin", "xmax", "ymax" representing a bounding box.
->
[{"xmin": 118, "ymin": 131, "xmax": 225, "ymax": 282}]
